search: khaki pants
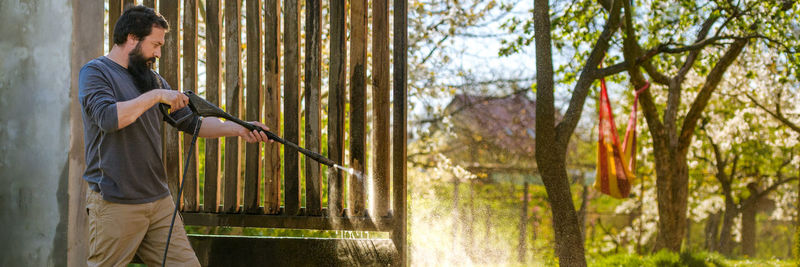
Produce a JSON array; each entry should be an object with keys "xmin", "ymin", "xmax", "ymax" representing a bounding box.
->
[{"xmin": 87, "ymin": 190, "xmax": 201, "ymax": 267}]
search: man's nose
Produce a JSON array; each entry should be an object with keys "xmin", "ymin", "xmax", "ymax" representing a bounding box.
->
[{"xmin": 154, "ymin": 49, "xmax": 161, "ymax": 58}]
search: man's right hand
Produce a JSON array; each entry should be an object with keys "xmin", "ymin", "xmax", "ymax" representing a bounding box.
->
[{"xmin": 154, "ymin": 89, "xmax": 189, "ymax": 111}]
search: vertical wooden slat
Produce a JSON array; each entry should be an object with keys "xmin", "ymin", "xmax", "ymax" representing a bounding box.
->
[
  {"xmin": 264, "ymin": 0, "xmax": 282, "ymax": 215},
  {"xmin": 109, "ymin": 0, "xmax": 122, "ymax": 51},
  {"xmin": 327, "ymin": 0, "xmax": 347, "ymax": 217},
  {"xmin": 284, "ymin": 0, "xmax": 301, "ymax": 215},
  {"xmin": 244, "ymin": 0, "xmax": 263, "ymax": 214},
  {"xmin": 373, "ymin": 0, "xmax": 390, "ymax": 217},
  {"xmin": 349, "ymin": 0, "xmax": 368, "ymax": 217},
  {"xmin": 392, "ymin": 0, "xmax": 409, "ymax": 263},
  {"xmin": 204, "ymin": 0, "xmax": 222, "ymax": 213},
  {"xmin": 160, "ymin": 0, "xmax": 181, "ymax": 204},
  {"xmin": 304, "ymin": 0, "xmax": 323, "ymax": 216},
  {"xmin": 182, "ymin": 0, "xmax": 199, "ymax": 212},
  {"xmin": 123, "ymin": 0, "xmax": 134, "ymax": 9},
  {"xmin": 69, "ymin": 1, "xmax": 102, "ymax": 265},
  {"xmin": 224, "ymin": 0, "xmax": 243, "ymax": 213},
  {"xmin": 144, "ymin": 0, "xmax": 155, "ymax": 8}
]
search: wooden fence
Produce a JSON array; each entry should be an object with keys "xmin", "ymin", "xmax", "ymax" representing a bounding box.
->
[{"xmin": 106, "ymin": 0, "xmax": 407, "ymax": 261}]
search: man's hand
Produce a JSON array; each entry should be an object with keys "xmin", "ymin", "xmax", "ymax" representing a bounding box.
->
[
  {"xmin": 154, "ymin": 89, "xmax": 189, "ymax": 111},
  {"xmin": 238, "ymin": 121, "xmax": 274, "ymax": 143}
]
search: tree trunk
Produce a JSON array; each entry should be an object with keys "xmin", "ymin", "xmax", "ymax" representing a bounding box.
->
[
  {"xmin": 653, "ymin": 153, "xmax": 690, "ymax": 252},
  {"xmin": 518, "ymin": 181, "xmax": 529, "ymax": 263},
  {"xmin": 705, "ymin": 212, "xmax": 720, "ymax": 251},
  {"xmin": 579, "ymin": 183, "xmax": 588, "ymax": 243},
  {"xmin": 796, "ymin": 173, "xmax": 800, "ymax": 261},
  {"xmin": 685, "ymin": 218, "xmax": 692, "ymax": 249},
  {"xmin": 484, "ymin": 205, "xmax": 492, "ymax": 245},
  {"xmin": 741, "ymin": 199, "xmax": 757, "ymax": 257},
  {"xmin": 468, "ymin": 180, "xmax": 475, "ymax": 258},
  {"xmin": 539, "ymin": 158, "xmax": 586, "ymax": 266},
  {"xmin": 452, "ymin": 178, "xmax": 460, "ymax": 252},
  {"xmin": 717, "ymin": 195, "xmax": 738, "ymax": 255}
]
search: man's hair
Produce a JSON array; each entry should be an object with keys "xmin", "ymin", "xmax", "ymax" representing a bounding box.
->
[{"xmin": 112, "ymin": 5, "xmax": 169, "ymax": 45}]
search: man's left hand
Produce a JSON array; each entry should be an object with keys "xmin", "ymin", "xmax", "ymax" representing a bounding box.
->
[{"xmin": 239, "ymin": 121, "xmax": 274, "ymax": 143}]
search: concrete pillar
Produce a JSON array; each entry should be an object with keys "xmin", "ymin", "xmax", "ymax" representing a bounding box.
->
[{"xmin": 0, "ymin": 0, "xmax": 102, "ymax": 266}]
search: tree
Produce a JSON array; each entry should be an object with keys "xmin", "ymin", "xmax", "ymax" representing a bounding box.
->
[
  {"xmin": 619, "ymin": 0, "xmax": 799, "ymax": 251},
  {"xmin": 733, "ymin": 47, "xmax": 800, "ymax": 259},
  {"xmin": 534, "ymin": 0, "xmax": 627, "ymax": 264}
]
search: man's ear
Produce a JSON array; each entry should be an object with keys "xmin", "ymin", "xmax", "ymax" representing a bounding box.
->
[{"xmin": 126, "ymin": 33, "xmax": 140, "ymax": 47}]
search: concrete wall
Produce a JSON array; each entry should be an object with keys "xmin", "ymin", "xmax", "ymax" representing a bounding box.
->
[{"xmin": 0, "ymin": 0, "xmax": 100, "ymax": 266}]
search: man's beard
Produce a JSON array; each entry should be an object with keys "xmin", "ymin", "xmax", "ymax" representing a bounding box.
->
[{"xmin": 128, "ymin": 42, "xmax": 157, "ymax": 94}]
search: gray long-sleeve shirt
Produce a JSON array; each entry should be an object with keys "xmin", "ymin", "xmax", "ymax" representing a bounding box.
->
[{"xmin": 78, "ymin": 56, "xmax": 199, "ymax": 204}]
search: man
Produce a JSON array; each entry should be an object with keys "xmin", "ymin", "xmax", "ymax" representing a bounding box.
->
[{"xmin": 78, "ymin": 5, "xmax": 271, "ymax": 266}]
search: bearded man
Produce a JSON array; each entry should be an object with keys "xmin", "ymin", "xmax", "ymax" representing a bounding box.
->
[{"xmin": 78, "ymin": 5, "xmax": 271, "ymax": 266}]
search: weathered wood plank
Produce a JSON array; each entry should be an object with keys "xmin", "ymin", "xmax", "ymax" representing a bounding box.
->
[
  {"xmin": 304, "ymin": 0, "xmax": 322, "ymax": 216},
  {"xmin": 223, "ymin": 0, "xmax": 243, "ymax": 213},
  {"xmin": 109, "ymin": 0, "xmax": 122, "ymax": 53},
  {"xmin": 68, "ymin": 1, "xmax": 103, "ymax": 265},
  {"xmin": 373, "ymin": 0, "xmax": 390, "ymax": 217},
  {"xmin": 327, "ymin": 0, "xmax": 346, "ymax": 217},
  {"xmin": 284, "ymin": 0, "xmax": 301, "ymax": 216},
  {"xmin": 203, "ymin": 0, "xmax": 222, "ymax": 213},
  {"xmin": 159, "ymin": 0, "xmax": 181, "ymax": 204},
  {"xmin": 123, "ymin": 0, "xmax": 134, "ymax": 9},
  {"xmin": 392, "ymin": 0, "xmax": 409, "ymax": 263},
  {"xmin": 244, "ymin": 0, "xmax": 264, "ymax": 214},
  {"xmin": 182, "ymin": 0, "xmax": 199, "ymax": 212},
  {"xmin": 349, "ymin": 0, "xmax": 368, "ymax": 217},
  {"xmin": 143, "ymin": 0, "xmax": 155, "ymax": 8},
  {"xmin": 182, "ymin": 212, "xmax": 394, "ymax": 231},
  {"xmin": 264, "ymin": 0, "xmax": 282, "ymax": 215},
  {"xmin": 188, "ymin": 235, "xmax": 398, "ymax": 266}
]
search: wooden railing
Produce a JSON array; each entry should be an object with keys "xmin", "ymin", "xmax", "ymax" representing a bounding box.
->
[{"xmin": 106, "ymin": 0, "xmax": 407, "ymax": 238}]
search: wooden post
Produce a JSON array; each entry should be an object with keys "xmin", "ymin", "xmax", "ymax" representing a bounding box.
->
[
  {"xmin": 108, "ymin": 0, "xmax": 121, "ymax": 51},
  {"xmin": 284, "ymin": 0, "xmax": 301, "ymax": 216},
  {"xmin": 264, "ymin": 0, "xmax": 283, "ymax": 215},
  {"xmin": 349, "ymin": 0, "xmax": 367, "ymax": 217},
  {"xmin": 327, "ymin": 0, "xmax": 347, "ymax": 217},
  {"xmin": 372, "ymin": 0, "xmax": 390, "ymax": 218},
  {"xmin": 244, "ymin": 0, "xmax": 263, "ymax": 214},
  {"xmin": 143, "ymin": 0, "xmax": 155, "ymax": 8},
  {"xmin": 159, "ymin": 0, "xmax": 181, "ymax": 204},
  {"xmin": 518, "ymin": 181, "xmax": 529, "ymax": 263},
  {"xmin": 223, "ymin": 0, "xmax": 243, "ymax": 213},
  {"xmin": 69, "ymin": 1, "xmax": 103, "ymax": 265},
  {"xmin": 392, "ymin": 0, "xmax": 408, "ymax": 263},
  {"xmin": 182, "ymin": 0, "xmax": 200, "ymax": 212},
  {"xmin": 304, "ymin": 0, "xmax": 322, "ymax": 216},
  {"xmin": 204, "ymin": 0, "xmax": 222, "ymax": 213}
]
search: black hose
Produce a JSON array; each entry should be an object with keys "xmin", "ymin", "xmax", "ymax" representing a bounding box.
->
[{"xmin": 162, "ymin": 117, "xmax": 202, "ymax": 267}]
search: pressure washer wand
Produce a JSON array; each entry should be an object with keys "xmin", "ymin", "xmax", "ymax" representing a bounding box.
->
[
  {"xmin": 223, "ymin": 111, "xmax": 336, "ymax": 167},
  {"xmin": 161, "ymin": 91, "xmax": 336, "ymax": 167}
]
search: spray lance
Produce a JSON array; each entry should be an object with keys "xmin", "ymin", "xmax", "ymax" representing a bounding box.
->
[
  {"xmin": 157, "ymin": 90, "xmax": 336, "ymax": 266},
  {"xmin": 165, "ymin": 91, "xmax": 335, "ymax": 166}
]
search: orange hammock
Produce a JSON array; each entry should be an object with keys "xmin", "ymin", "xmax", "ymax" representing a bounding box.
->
[{"xmin": 594, "ymin": 76, "xmax": 649, "ymax": 199}]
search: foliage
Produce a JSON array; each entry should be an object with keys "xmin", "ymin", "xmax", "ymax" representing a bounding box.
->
[{"xmin": 589, "ymin": 250, "xmax": 796, "ymax": 267}]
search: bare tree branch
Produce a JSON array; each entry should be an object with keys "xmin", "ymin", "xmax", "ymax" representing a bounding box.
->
[
  {"xmin": 675, "ymin": 13, "xmax": 720, "ymax": 82},
  {"xmin": 744, "ymin": 93, "xmax": 800, "ymax": 134},
  {"xmin": 621, "ymin": 0, "xmax": 666, "ymax": 140},
  {"xmin": 678, "ymin": 39, "xmax": 748, "ymax": 154},
  {"xmin": 554, "ymin": 0, "xmax": 624, "ymax": 147},
  {"xmin": 755, "ymin": 177, "xmax": 799, "ymax": 200}
]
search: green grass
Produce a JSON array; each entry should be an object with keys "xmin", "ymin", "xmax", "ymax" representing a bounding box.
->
[{"xmin": 590, "ymin": 251, "xmax": 795, "ymax": 267}]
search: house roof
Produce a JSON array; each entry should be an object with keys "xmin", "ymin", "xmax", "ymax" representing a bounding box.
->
[{"xmin": 445, "ymin": 92, "xmax": 537, "ymax": 157}]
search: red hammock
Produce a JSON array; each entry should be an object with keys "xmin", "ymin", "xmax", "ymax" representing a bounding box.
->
[{"xmin": 594, "ymin": 76, "xmax": 649, "ymax": 199}]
